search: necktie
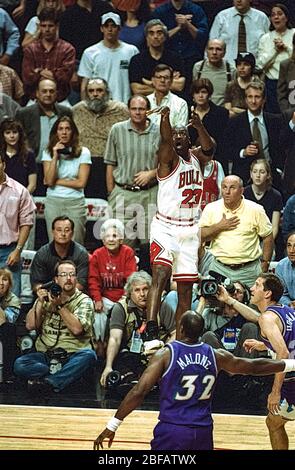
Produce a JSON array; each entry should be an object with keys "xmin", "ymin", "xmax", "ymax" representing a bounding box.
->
[
  {"xmin": 252, "ymin": 118, "xmax": 265, "ymax": 159},
  {"xmin": 238, "ymin": 14, "xmax": 247, "ymax": 53}
]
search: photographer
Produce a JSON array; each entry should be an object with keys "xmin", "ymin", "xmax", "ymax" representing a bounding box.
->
[
  {"xmin": 100, "ymin": 271, "xmax": 175, "ymax": 388},
  {"xmin": 200, "ymin": 281, "xmax": 261, "ymax": 358},
  {"xmin": 13, "ymin": 260, "xmax": 97, "ymax": 394}
]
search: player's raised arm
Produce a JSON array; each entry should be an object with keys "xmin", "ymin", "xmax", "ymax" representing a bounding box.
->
[{"xmin": 158, "ymin": 107, "xmax": 179, "ymax": 176}]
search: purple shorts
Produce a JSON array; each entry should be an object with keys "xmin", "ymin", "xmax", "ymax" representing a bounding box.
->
[{"xmin": 151, "ymin": 421, "xmax": 213, "ymax": 451}]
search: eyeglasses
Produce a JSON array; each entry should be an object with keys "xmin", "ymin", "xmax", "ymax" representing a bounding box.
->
[
  {"xmin": 154, "ymin": 75, "xmax": 171, "ymax": 81},
  {"xmin": 57, "ymin": 272, "xmax": 77, "ymax": 278}
]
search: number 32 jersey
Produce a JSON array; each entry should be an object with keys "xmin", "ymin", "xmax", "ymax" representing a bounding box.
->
[
  {"xmin": 157, "ymin": 153, "xmax": 203, "ymax": 224},
  {"xmin": 159, "ymin": 341, "xmax": 218, "ymax": 427}
]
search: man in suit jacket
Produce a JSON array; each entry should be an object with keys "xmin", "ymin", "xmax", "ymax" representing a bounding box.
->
[
  {"xmin": 225, "ymin": 81, "xmax": 284, "ymax": 189},
  {"xmin": 16, "ymin": 78, "xmax": 72, "ymax": 195}
]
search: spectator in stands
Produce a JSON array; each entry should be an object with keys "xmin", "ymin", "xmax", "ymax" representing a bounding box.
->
[
  {"xmin": 244, "ymin": 159, "xmax": 283, "ymax": 243},
  {"xmin": 72, "ymin": 77, "xmax": 129, "ymax": 200},
  {"xmin": 129, "ymin": 19, "xmax": 185, "ymax": 96},
  {"xmin": 277, "ymin": 32, "xmax": 295, "ymax": 114},
  {"xmin": 151, "ymin": 0, "xmax": 208, "ymax": 87},
  {"xmin": 100, "ymin": 271, "xmax": 175, "ymax": 387},
  {"xmin": 14, "ymin": 259, "xmax": 97, "ymax": 394},
  {"xmin": 147, "ymin": 64, "xmax": 188, "ymax": 127},
  {"xmin": 209, "ymin": 0, "xmax": 269, "ymax": 64},
  {"xmin": 190, "ymin": 77, "xmax": 229, "ymax": 172},
  {"xmin": 193, "ymin": 39, "xmax": 235, "ymax": 106},
  {"xmin": 78, "ymin": 12, "xmax": 139, "ymax": 104},
  {"xmin": 225, "ymin": 52, "xmax": 258, "ymax": 118},
  {"xmin": 275, "ymin": 231, "xmax": 295, "ymax": 306},
  {"xmin": 0, "ymin": 92, "xmax": 20, "ymax": 123},
  {"xmin": 30, "ymin": 215, "xmax": 89, "ymax": 292},
  {"xmin": 256, "ymin": 3, "xmax": 295, "ymax": 113},
  {"xmin": 104, "ymin": 94, "xmax": 160, "ymax": 272},
  {"xmin": 225, "ymin": 80, "xmax": 285, "ymax": 187},
  {"xmin": 0, "ymin": 155, "xmax": 36, "ymax": 296},
  {"xmin": 117, "ymin": 0, "xmax": 151, "ymax": 49},
  {"xmin": 88, "ymin": 219, "xmax": 137, "ymax": 344},
  {"xmin": 42, "ymin": 116, "xmax": 91, "ymax": 245},
  {"xmin": 59, "ymin": 0, "xmax": 114, "ymax": 62},
  {"xmin": 201, "ymin": 281, "xmax": 261, "ymax": 358},
  {"xmin": 22, "ymin": 8, "xmax": 76, "ymax": 105},
  {"xmin": 0, "ymin": 63, "xmax": 24, "ymax": 103},
  {"xmin": 15, "ymin": 78, "xmax": 72, "ymax": 196},
  {"xmin": 22, "ymin": 0, "xmax": 65, "ymax": 48},
  {"xmin": 282, "ymin": 194, "xmax": 295, "ymax": 240},
  {"xmin": 0, "ymin": 7, "xmax": 20, "ymax": 66},
  {"xmin": 0, "ymin": 268, "xmax": 20, "ymax": 325},
  {"xmin": 0, "ymin": 118, "xmax": 37, "ymax": 195},
  {"xmin": 199, "ymin": 174, "xmax": 273, "ymax": 287}
]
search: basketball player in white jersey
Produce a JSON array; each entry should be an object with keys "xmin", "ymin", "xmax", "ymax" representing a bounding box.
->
[{"xmin": 145, "ymin": 107, "xmax": 215, "ymax": 343}]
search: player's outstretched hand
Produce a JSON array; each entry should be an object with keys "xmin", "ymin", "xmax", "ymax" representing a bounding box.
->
[{"xmin": 93, "ymin": 428, "xmax": 115, "ymax": 450}]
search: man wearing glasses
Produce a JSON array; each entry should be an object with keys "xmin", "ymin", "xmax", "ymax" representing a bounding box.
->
[{"xmin": 13, "ymin": 259, "xmax": 96, "ymax": 394}]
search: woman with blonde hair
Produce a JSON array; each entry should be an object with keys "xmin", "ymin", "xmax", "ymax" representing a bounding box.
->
[
  {"xmin": 22, "ymin": 0, "xmax": 65, "ymax": 47},
  {"xmin": 0, "ymin": 268, "xmax": 20, "ymax": 326}
]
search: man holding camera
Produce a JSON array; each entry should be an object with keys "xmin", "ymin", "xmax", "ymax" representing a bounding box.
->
[
  {"xmin": 13, "ymin": 260, "xmax": 97, "ymax": 394},
  {"xmin": 200, "ymin": 280, "xmax": 260, "ymax": 358}
]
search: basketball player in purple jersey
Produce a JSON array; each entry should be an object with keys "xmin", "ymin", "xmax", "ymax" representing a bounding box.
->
[
  {"xmin": 242, "ymin": 273, "xmax": 295, "ymax": 450},
  {"xmin": 145, "ymin": 107, "xmax": 215, "ymax": 345},
  {"xmin": 94, "ymin": 310, "xmax": 295, "ymax": 451}
]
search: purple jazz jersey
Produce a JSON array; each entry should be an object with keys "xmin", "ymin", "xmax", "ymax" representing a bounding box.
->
[
  {"xmin": 159, "ymin": 341, "xmax": 217, "ymax": 425},
  {"xmin": 262, "ymin": 305, "xmax": 295, "ymax": 404}
]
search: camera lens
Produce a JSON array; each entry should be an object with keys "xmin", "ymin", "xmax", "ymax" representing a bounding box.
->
[
  {"xmin": 50, "ymin": 283, "xmax": 62, "ymax": 298},
  {"xmin": 106, "ymin": 370, "xmax": 121, "ymax": 388},
  {"xmin": 202, "ymin": 280, "xmax": 218, "ymax": 296}
]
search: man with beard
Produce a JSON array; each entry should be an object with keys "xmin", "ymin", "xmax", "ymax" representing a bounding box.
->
[{"xmin": 72, "ymin": 78, "xmax": 129, "ymax": 199}]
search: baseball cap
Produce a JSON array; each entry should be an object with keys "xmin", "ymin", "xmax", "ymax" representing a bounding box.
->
[
  {"xmin": 235, "ymin": 52, "xmax": 256, "ymax": 69},
  {"xmin": 101, "ymin": 12, "xmax": 121, "ymax": 26}
]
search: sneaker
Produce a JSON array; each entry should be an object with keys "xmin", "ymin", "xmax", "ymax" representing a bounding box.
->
[{"xmin": 144, "ymin": 339, "xmax": 164, "ymax": 356}]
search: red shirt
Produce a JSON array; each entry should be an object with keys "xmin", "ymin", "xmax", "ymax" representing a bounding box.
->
[{"xmin": 88, "ymin": 245, "xmax": 137, "ymax": 303}]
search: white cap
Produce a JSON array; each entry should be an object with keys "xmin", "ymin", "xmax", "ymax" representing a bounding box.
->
[{"xmin": 101, "ymin": 12, "xmax": 121, "ymax": 26}]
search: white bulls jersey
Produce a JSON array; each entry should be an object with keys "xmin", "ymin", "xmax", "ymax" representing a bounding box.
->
[{"xmin": 156, "ymin": 153, "xmax": 203, "ymax": 226}]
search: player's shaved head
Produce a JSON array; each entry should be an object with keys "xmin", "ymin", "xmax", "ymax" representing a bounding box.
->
[{"xmin": 180, "ymin": 310, "xmax": 204, "ymax": 341}]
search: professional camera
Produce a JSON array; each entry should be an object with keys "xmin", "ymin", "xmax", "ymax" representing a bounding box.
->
[
  {"xmin": 105, "ymin": 370, "xmax": 139, "ymax": 389},
  {"xmin": 201, "ymin": 270, "xmax": 235, "ymax": 300},
  {"xmin": 40, "ymin": 280, "xmax": 62, "ymax": 299},
  {"xmin": 106, "ymin": 370, "xmax": 122, "ymax": 388}
]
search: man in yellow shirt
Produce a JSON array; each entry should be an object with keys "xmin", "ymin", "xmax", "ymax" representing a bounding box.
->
[{"xmin": 199, "ymin": 175, "xmax": 273, "ymax": 287}]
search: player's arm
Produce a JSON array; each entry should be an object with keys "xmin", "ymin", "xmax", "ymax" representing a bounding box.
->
[
  {"xmin": 215, "ymin": 348, "xmax": 295, "ymax": 376},
  {"xmin": 157, "ymin": 107, "xmax": 179, "ymax": 178},
  {"xmin": 259, "ymin": 312, "xmax": 289, "ymax": 414},
  {"xmin": 94, "ymin": 347, "xmax": 170, "ymax": 450},
  {"xmin": 189, "ymin": 110, "xmax": 215, "ymax": 172}
]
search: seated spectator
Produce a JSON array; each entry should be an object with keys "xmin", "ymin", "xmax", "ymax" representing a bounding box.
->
[
  {"xmin": 224, "ymin": 52, "xmax": 259, "ymax": 118},
  {"xmin": 117, "ymin": 0, "xmax": 151, "ymax": 49},
  {"xmin": 201, "ymin": 281, "xmax": 261, "ymax": 358},
  {"xmin": 0, "ymin": 267, "xmax": 20, "ymax": 381},
  {"xmin": 30, "ymin": 215, "xmax": 89, "ymax": 292},
  {"xmin": 275, "ymin": 231, "xmax": 295, "ymax": 307},
  {"xmin": 244, "ymin": 159, "xmax": 283, "ymax": 243},
  {"xmin": 42, "ymin": 116, "xmax": 91, "ymax": 245},
  {"xmin": 88, "ymin": 219, "xmax": 137, "ymax": 343},
  {"xmin": 22, "ymin": 0, "xmax": 65, "ymax": 48},
  {"xmin": 13, "ymin": 260, "xmax": 97, "ymax": 394},
  {"xmin": 0, "ymin": 268, "xmax": 20, "ymax": 325},
  {"xmin": 100, "ymin": 271, "xmax": 175, "ymax": 387},
  {"xmin": 0, "ymin": 64, "xmax": 24, "ymax": 103}
]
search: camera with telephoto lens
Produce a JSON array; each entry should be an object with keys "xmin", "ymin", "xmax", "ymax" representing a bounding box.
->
[
  {"xmin": 106, "ymin": 370, "xmax": 122, "ymax": 388},
  {"xmin": 41, "ymin": 280, "xmax": 62, "ymax": 300}
]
